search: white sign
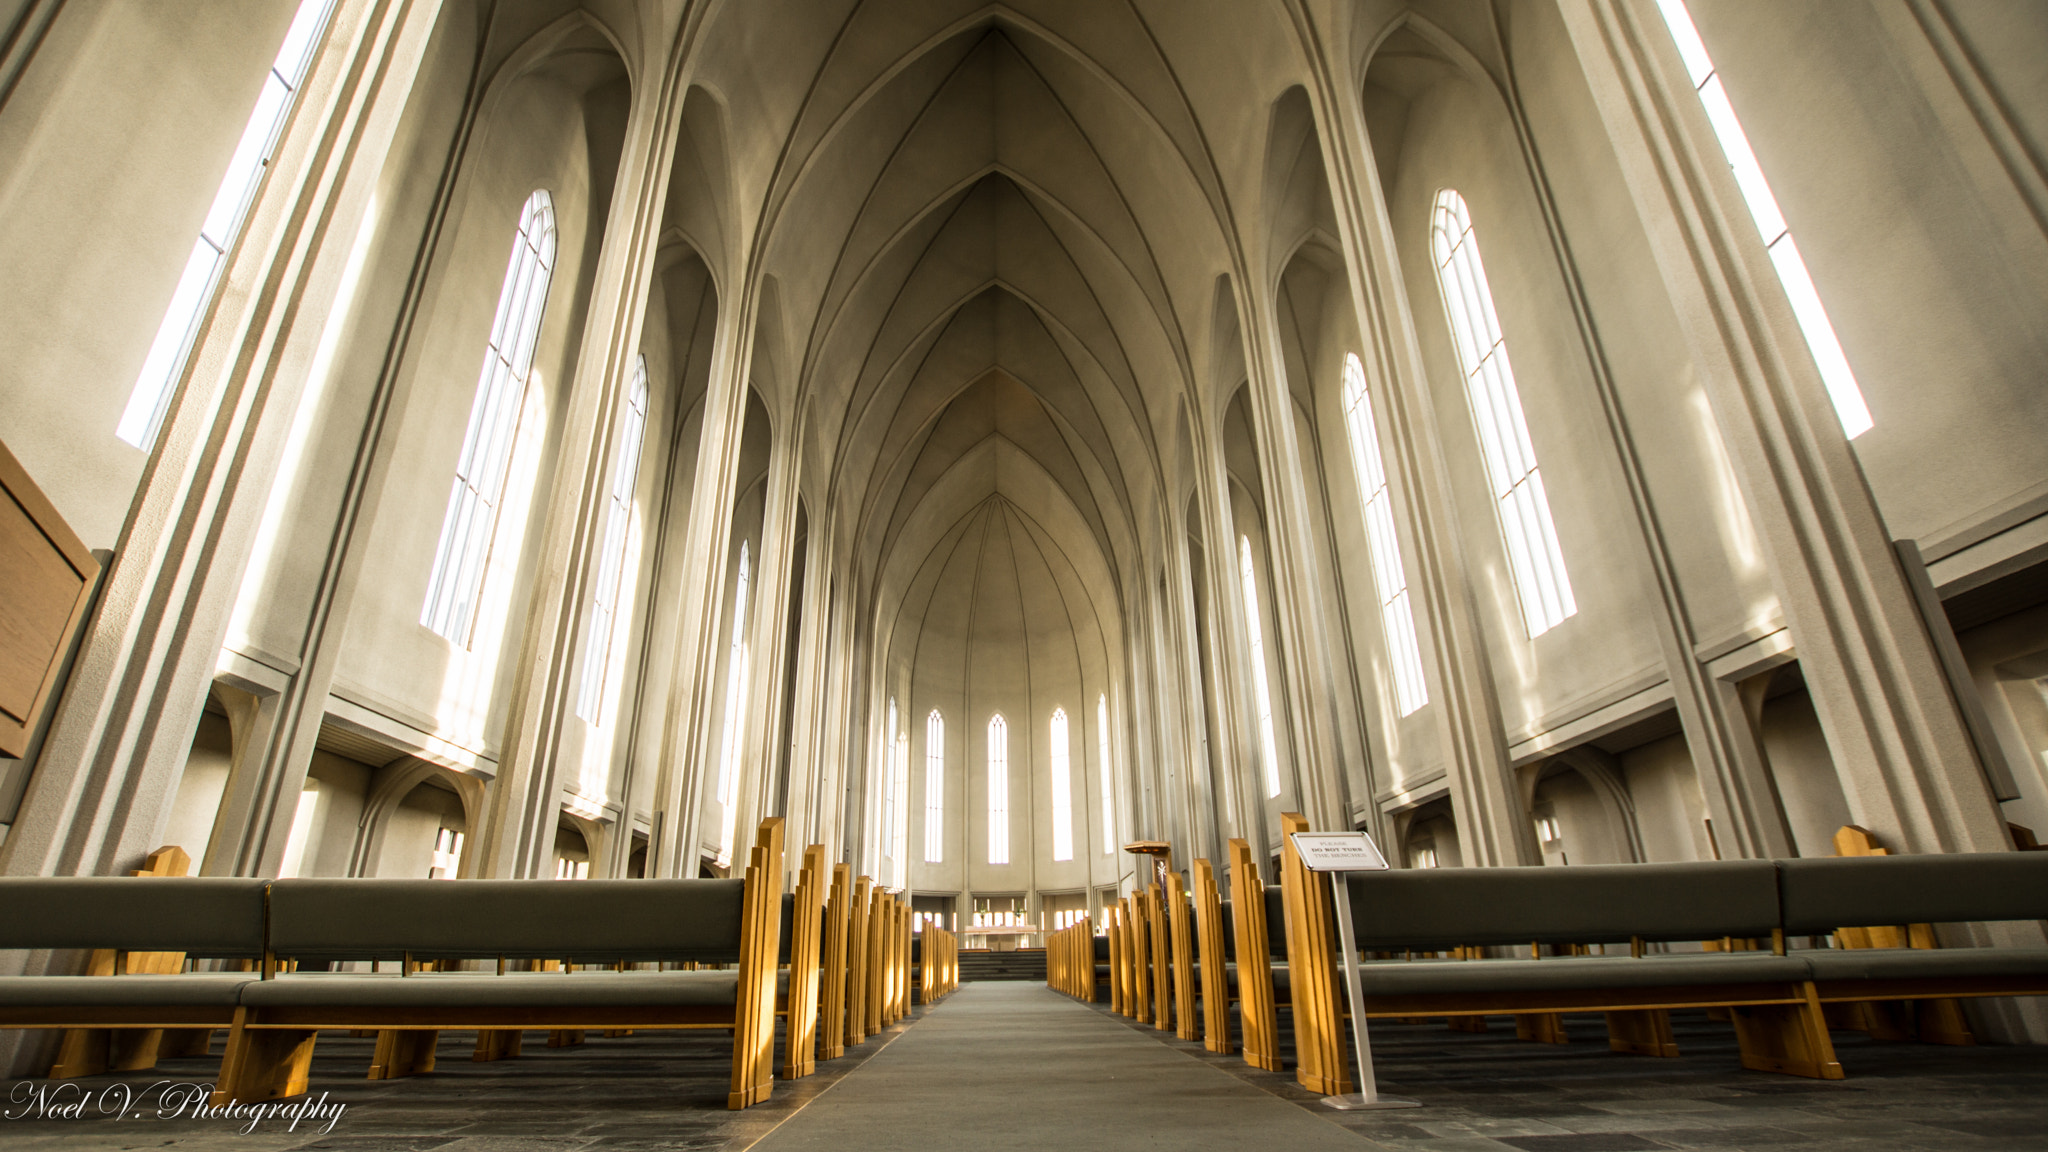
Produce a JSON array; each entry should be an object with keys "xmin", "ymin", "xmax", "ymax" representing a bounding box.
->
[{"xmin": 1290, "ymin": 831, "xmax": 1390, "ymax": 873}]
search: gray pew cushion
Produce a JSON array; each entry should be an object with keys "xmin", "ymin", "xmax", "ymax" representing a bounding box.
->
[
  {"xmin": 1345, "ymin": 861, "xmax": 1780, "ymax": 949},
  {"xmin": 1800, "ymin": 946, "xmax": 2048, "ymax": 984},
  {"xmin": 1351, "ymin": 952, "xmax": 1809, "ymax": 998},
  {"xmin": 0, "ymin": 974, "xmax": 254, "ymax": 1007},
  {"xmin": 267, "ymin": 879, "xmax": 746, "ymax": 963},
  {"xmin": 0, "ymin": 878, "xmax": 268, "ymax": 956},
  {"xmin": 1778, "ymin": 853, "xmax": 2048, "ymax": 935},
  {"xmin": 238, "ymin": 971, "xmax": 740, "ymax": 1009}
]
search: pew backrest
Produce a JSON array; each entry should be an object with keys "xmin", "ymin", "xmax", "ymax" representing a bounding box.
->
[
  {"xmin": 1778, "ymin": 853, "xmax": 2048, "ymax": 936},
  {"xmin": 266, "ymin": 878, "xmax": 747, "ymax": 962},
  {"xmin": 1344, "ymin": 860, "xmax": 1781, "ymax": 949},
  {"xmin": 0, "ymin": 877, "xmax": 267, "ymax": 957}
]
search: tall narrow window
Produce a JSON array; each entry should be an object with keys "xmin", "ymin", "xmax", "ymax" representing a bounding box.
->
[
  {"xmin": 881, "ymin": 698, "xmax": 899, "ymax": 854},
  {"xmin": 924, "ymin": 710, "xmax": 945, "ymax": 863},
  {"xmin": 1653, "ymin": 0, "xmax": 1872, "ymax": 439},
  {"xmin": 117, "ymin": 0, "xmax": 339, "ymax": 450},
  {"xmin": 1049, "ymin": 708, "xmax": 1073, "ymax": 862},
  {"xmin": 1238, "ymin": 536, "xmax": 1283, "ymax": 799},
  {"xmin": 715, "ymin": 543, "xmax": 753, "ymax": 809},
  {"xmin": 1097, "ymin": 694, "xmax": 1113, "ymax": 854},
  {"xmin": 576, "ymin": 357, "xmax": 650, "ymax": 723},
  {"xmin": 422, "ymin": 190, "xmax": 558, "ymax": 643},
  {"xmin": 1341, "ymin": 353, "xmax": 1428, "ymax": 715},
  {"xmin": 1431, "ymin": 190, "xmax": 1577, "ymax": 638},
  {"xmin": 987, "ymin": 714, "xmax": 1009, "ymax": 865},
  {"xmin": 892, "ymin": 732, "xmax": 909, "ymax": 882}
]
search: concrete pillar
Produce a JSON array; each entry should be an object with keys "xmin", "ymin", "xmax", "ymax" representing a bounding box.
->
[
  {"xmin": 0, "ymin": 0, "xmax": 446, "ymax": 883},
  {"xmin": 1554, "ymin": 0, "xmax": 2007, "ymax": 856}
]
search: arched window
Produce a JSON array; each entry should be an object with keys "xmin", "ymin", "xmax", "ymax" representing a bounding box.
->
[
  {"xmin": 715, "ymin": 542, "xmax": 752, "ymax": 812},
  {"xmin": 117, "ymin": 0, "xmax": 338, "ymax": 450},
  {"xmin": 422, "ymin": 189, "xmax": 558, "ymax": 644},
  {"xmin": 1652, "ymin": 0, "xmax": 1871, "ymax": 438},
  {"xmin": 575, "ymin": 356, "xmax": 650, "ymax": 723},
  {"xmin": 987, "ymin": 714, "xmax": 1009, "ymax": 865},
  {"xmin": 1049, "ymin": 708, "xmax": 1073, "ymax": 862},
  {"xmin": 1097, "ymin": 693, "xmax": 1113, "ymax": 854},
  {"xmin": 1238, "ymin": 536, "xmax": 1283, "ymax": 799},
  {"xmin": 880, "ymin": 697, "xmax": 898, "ymax": 855},
  {"xmin": 1430, "ymin": 189, "xmax": 1576, "ymax": 638},
  {"xmin": 924, "ymin": 710, "xmax": 945, "ymax": 863},
  {"xmin": 1341, "ymin": 353, "xmax": 1428, "ymax": 716}
]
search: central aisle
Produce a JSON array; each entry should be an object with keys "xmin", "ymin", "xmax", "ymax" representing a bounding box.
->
[{"xmin": 751, "ymin": 983, "xmax": 1368, "ymax": 1151}]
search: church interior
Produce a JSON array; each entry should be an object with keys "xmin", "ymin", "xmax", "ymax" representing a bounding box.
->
[{"xmin": 3, "ymin": 0, "xmax": 2047, "ymax": 1147}]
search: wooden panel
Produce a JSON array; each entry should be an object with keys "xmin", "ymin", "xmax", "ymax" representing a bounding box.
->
[{"xmin": 0, "ymin": 439, "xmax": 98, "ymax": 757}]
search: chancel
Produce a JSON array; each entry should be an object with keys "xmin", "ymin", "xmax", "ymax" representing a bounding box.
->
[{"xmin": 2, "ymin": 0, "xmax": 2047, "ymax": 1146}]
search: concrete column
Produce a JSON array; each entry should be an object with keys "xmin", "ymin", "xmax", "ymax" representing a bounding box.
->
[
  {"xmin": 471, "ymin": 41, "xmax": 688, "ymax": 880},
  {"xmin": 1286, "ymin": 18, "xmax": 1533, "ymax": 868},
  {"xmin": 1555, "ymin": 0, "xmax": 2007, "ymax": 856},
  {"xmin": 737, "ymin": 420, "xmax": 803, "ymax": 864},
  {"xmin": 0, "ymin": 0, "xmax": 446, "ymax": 882},
  {"xmin": 1192, "ymin": 424, "xmax": 1272, "ymax": 866},
  {"xmin": 1241, "ymin": 284, "xmax": 1360, "ymax": 832}
]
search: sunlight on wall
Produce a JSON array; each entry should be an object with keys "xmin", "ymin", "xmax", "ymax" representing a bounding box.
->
[
  {"xmin": 1690, "ymin": 389, "xmax": 1761, "ymax": 576},
  {"xmin": 577, "ymin": 506, "xmax": 644, "ymax": 803},
  {"xmin": 227, "ymin": 192, "xmax": 382, "ymax": 655},
  {"xmin": 433, "ymin": 377, "xmax": 548, "ymax": 761}
]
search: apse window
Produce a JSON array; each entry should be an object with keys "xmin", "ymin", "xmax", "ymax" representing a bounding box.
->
[
  {"xmin": 422, "ymin": 189, "xmax": 558, "ymax": 644},
  {"xmin": 1430, "ymin": 189, "xmax": 1577, "ymax": 639},
  {"xmin": 987, "ymin": 714, "xmax": 1009, "ymax": 865},
  {"xmin": 1341, "ymin": 353, "xmax": 1428, "ymax": 715},
  {"xmin": 117, "ymin": 0, "xmax": 338, "ymax": 450},
  {"xmin": 1652, "ymin": 0, "xmax": 1873, "ymax": 439},
  {"xmin": 1097, "ymin": 693, "xmax": 1113, "ymax": 854},
  {"xmin": 1049, "ymin": 707, "xmax": 1074, "ymax": 862},
  {"xmin": 575, "ymin": 356, "xmax": 650, "ymax": 724},
  {"xmin": 924, "ymin": 710, "xmax": 945, "ymax": 863},
  {"xmin": 1238, "ymin": 536, "xmax": 1284, "ymax": 799}
]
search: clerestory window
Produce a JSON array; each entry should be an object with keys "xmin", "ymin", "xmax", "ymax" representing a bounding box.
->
[
  {"xmin": 422, "ymin": 190, "xmax": 558, "ymax": 644},
  {"xmin": 1340, "ymin": 353, "xmax": 1428, "ymax": 715},
  {"xmin": 575, "ymin": 356, "xmax": 650, "ymax": 724},
  {"xmin": 1430, "ymin": 189, "xmax": 1576, "ymax": 638}
]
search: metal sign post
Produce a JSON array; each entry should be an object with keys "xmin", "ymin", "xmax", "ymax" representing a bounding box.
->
[{"xmin": 1290, "ymin": 831, "xmax": 1420, "ymax": 1111}]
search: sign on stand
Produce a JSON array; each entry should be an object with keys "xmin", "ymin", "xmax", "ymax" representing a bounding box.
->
[{"xmin": 1289, "ymin": 830, "xmax": 1420, "ymax": 1112}]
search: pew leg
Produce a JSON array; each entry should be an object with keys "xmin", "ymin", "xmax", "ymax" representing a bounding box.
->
[
  {"xmin": 1447, "ymin": 1015, "xmax": 1489, "ymax": 1033},
  {"xmin": 368, "ymin": 1030, "xmax": 439, "ymax": 1079},
  {"xmin": 1605, "ymin": 1010, "xmax": 1680, "ymax": 1058},
  {"xmin": 215, "ymin": 1015, "xmax": 317, "ymax": 1104},
  {"xmin": 110, "ymin": 1029, "xmax": 166, "ymax": 1071},
  {"xmin": 547, "ymin": 1029, "xmax": 586, "ymax": 1048},
  {"xmin": 1914, "ymin": 998, "xmax": 1976, "ymax": 1046},
  {"xmin": 1515, "ymin": 1013, "xmax": 1571, "ymax": 1044},
  {"xmin": 602, "ymin": 1029, "xmax": 635, "ymax": 1038},
  {"xmin": 1731, "ymin": 986, "xmax": 1844, "ymax": 1080},
  {"xmin": 49, "ymin": 1029, "xmax": 110, "ymax": 1078},
  {"xmin": 158, "ymin": 1028, "xmax": 215, "ymax": 1059},
  {"xmin": 472, "ymin": 1029, "xmax": 523, "ymax": 1062}
]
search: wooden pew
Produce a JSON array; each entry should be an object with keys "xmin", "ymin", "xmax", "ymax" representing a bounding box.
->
[
  {"xmin": 1278, "ymin": 813, "xmax": 1351, "ymax": 1096},
  {"xmin": 845, "ymin": 874, "xmax": 872, "ymax": 1046},
  {"xmin": 1166, "ymin": 873, "xmax": 1198, "ymax": 1042},
  {"xmin": 1192, "ymin": 858, "xmax": 1233, "ymax": 1054},
  {"xmin": 819, "ymin": 863, "xmax": 851, "ymax": 1059},
  {"xmin": 1105, "ymin": 903, "xmax": 1125, "ymax": 1014},
  {"xmin": 49, "ymin": 845, "xmax": 218, "ymax": 1079},
  {"xmin": 1146, "ymin": 885, "xmax": 1173, "ymax": 1031},
  {"xmin": 1822, "ymin": 825, "xmax": 1973, "ymax": 1045},
  {"xmin": 4, "ymin": 868, "xmax": 265, "ymax": 1080},
  {"xmin": 782, "ymin": 846, "xmax": 827, "ymax": 1079},
  {"xmin": 217, "ymin": 819, "xmax": 795, "ymax": 1109},
  {"xmin": 1227, "ymin": 839, "xmax": 1281, "ymax": 1072}
]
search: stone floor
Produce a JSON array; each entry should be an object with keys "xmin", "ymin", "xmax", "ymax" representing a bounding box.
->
[
  {"xmin": 8, "ymin": 998, "xmax": 2047, "ymax": 1151},
  {"xmin": 1103, "ymin": 1002, "xmax": 2048, "ymax": 1151},
  {"xmin": 0, "ymin": 1017, "xmax": 917, "ymax": 1152}
]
